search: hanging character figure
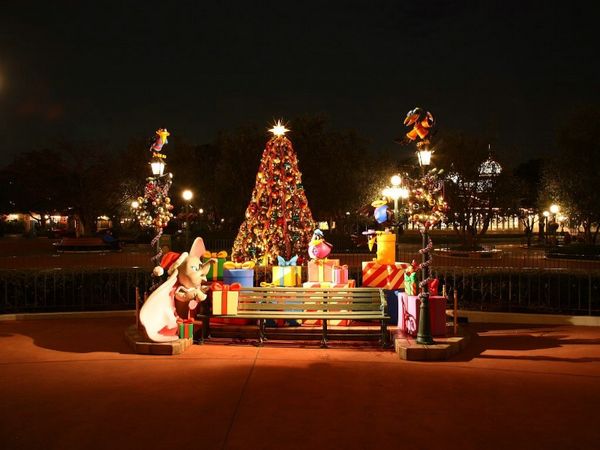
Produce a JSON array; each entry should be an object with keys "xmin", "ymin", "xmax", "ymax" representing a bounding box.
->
[
  {"xmin": 150, "ymin": 128, "xmax": 170, "ymax": 153},
  {"xmin": 140, "ymin": 237, "xmax": 214, "ymax": 342},
  {"xmin": 398, "ymin": 107, "xmax": 435, "ymax": 144}
]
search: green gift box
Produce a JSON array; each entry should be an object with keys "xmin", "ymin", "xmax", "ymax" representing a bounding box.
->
[
  {"xmin": 178, "ymin": 320, "xmax": 194, "ymax": 339},
  {"xmin": 202, "ymin": 250, "xmax": 228, "ymax": 281}
]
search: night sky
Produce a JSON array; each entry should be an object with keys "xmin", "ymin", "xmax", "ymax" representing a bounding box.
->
[{"xmin": 1, "ymin": 1, "xmax": 597, "ymax": 166}]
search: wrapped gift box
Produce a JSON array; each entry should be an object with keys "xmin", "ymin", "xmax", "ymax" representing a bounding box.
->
[
  {"xmin": 384, "ymin": 289, "xmax": 401, "ymax": 325},
  {"xmin": 375, "ymin": 233, "xmax": 396, "ymax": 265},
  {"xmin": 404, "ymin": 271, "xmax": 417, "ymax": 295},
  {"xmin": 177, "ymin": 319, "xmax": 194, "ymax": 339},
  {"xmin": 362, "ymin": 261, "xmax": 407, "ymax": 289},
  {"xmin": 272, "ymin": 266, "xmax": 302, "ymax": 287},
  {"xmin": 301, "ymin": 281, "xmax": 356, "ymax": 326},
  {"xmin": 202, "ymin": 251, "xmax": 228, "ymax": 281},
  {"xmin": 307, "ymin": 258, "xmax": 340, "ymax": 282},
  {"xmin": 332, "ymin": 265, "xmax": 349, "ymax": 284},
  {"xmin": 386, "ymin": 263, "xmax": 406, "ymax": 290},
  {"xmin": 428, "ymin": 278, "xmax": 440, "ymax": 296},
  {"xmin": 211, "ymin": 282, "xmax": 240, "ymax": 315},
  {"xmin": 223, "ymin": 269, "xmax": 254, "ymax": 288},
  {"xmin": 398, "ymin": 293, "xmax": 447, "ymax": 336},
  {"xmin": 302, "ymin": 280, "xmax": 356, "ymax": 288}
]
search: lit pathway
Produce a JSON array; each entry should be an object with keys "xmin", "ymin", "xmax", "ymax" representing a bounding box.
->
[{"xmin": 1, "ymin": 317, "xmax": 599, "ymax": 450}]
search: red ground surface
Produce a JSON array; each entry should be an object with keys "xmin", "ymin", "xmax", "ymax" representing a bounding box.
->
[{"xmin": 1, "ymin": 317, "xmax": 599, "ymax": 450}]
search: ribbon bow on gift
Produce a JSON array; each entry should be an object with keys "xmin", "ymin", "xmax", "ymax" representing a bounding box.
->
[
  {"xmin": 260, "ymin": 281, "xmax": 275, "ymax": 287},
  {"xmin": 211, "ymin": 282, "xmax": 242, "ymax": 292},
  {"xmin": 203, "ymin": 250, "xmax": 228, "ymax": 259},
  {"xmin": 277, "ymin": 255, "xmax": 298, "ymax": 266},
  {"xmin": 333, "ymin": 264, "xmax": 348, "ymax": 271},
  {"xmin": 223, "ymin": 261, "xmax": 256, "ymax": 270}
]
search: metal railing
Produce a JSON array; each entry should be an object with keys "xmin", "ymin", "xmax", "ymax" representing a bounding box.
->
[
  {"xmin": 0, "ymin": 268, "xmax": 151, "ymax": 314},
  {"xmin": 1, "ymin": 265, "xmax": 598, "ymax": 316}
]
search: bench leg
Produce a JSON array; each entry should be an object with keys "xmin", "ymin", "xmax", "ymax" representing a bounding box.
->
[
  {"xmin": 258, "ymin": 319, "xmax": 267, "ymax": 346},
  {"xmin": 320, "ymin": 320, "xmax": 328, "ymax": 348},
  {"xmin": 202, "ymin": 317, "xmax": 211, "ymax": 340},
  {"xmin": 380, "ymin": 320, "xmax": 389, "ymax": 348}
]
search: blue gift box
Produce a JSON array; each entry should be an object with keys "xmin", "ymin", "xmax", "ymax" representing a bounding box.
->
[
  {"xmin": 223, "ymin": 269, "xmax": 254, "ymax": 288},
  {"xmin": 383, "ymin": 289, "xmax": 402, "ymax": 325}
]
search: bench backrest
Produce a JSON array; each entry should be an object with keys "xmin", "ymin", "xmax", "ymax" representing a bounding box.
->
[{"xmin": 237, "ymin": 287, "xmax": 386, "ymax": 315}]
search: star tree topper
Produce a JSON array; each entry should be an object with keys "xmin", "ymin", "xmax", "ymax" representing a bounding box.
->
[{"xmin": 269, "ymin": 120, "xmax": 289, "ymax": 137}]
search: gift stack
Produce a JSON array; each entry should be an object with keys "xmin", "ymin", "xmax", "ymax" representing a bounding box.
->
[
  {"xmin": 398, "ymin": 276, "xmax": 447, "ymax": 337},
  {"xmin": 302, "ymin": 249, "xmax": 356, "ymax": 326},
  {"xmin": 360, "ymin": 231, "xmax": 410, "ymax": 325},
  {"xmin": 361, "ymin": 231, "xmax": 407, "ymax": 290},
  {"xmin": 302, "ymin": 230, "xmax": 351, "ymax": 325}
]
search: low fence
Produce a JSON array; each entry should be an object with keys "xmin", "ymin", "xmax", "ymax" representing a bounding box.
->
[
  {"xmin": 0, "ymin": 268, "xmax": 152, "ymax": 314},
  {"xmin": 430, "ymin": 267, "xmax": 600, "ymax": 316},
  {"xmin": 1, "ymin": 265, "xmax": 599, "ymax": 317}
]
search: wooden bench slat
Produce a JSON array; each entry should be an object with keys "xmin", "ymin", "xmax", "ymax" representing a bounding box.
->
[
  {"xmin": 220, "ymin": 313, "xmax": 388, "ymax": 319},
  {"xmin": 238, "ymin": 305, "xmax": 383, "ymax": 312}
]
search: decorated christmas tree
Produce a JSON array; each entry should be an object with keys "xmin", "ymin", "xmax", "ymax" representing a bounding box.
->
[{"xmin": 232, "ymin": 121, "xmax": 315, "ymax": 264}]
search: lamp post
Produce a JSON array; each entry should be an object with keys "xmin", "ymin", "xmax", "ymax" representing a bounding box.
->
[
  {"xmin": 549, "ymin": 204, "xmax": 560, "ymax": 244},
  {"xmin": 182, "ymin": 189, "xmax": 193, "ymax": 248},
  {"xmin": 416, "ymin": 146, "xmax": 434, "ymax": 345}
]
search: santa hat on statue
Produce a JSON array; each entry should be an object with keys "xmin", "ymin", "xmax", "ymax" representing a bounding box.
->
[
  {"xmin": 152, "ymin": 251, "xmax": 188, "ymax": 277},
  {"xmin": 152, "ymin": 237, "xmax": 207, "ymax": 277}
]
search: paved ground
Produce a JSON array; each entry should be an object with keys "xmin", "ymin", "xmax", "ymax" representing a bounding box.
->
[{"xmin": 1, "ymin": 317, "xmax": 599, "ymax": 450}]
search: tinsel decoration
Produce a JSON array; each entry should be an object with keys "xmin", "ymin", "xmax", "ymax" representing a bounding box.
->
[
  {"xmin": 135, "ymin": 128, "xmax": 175, "ymax": 290},
  {"xmin": 231, "ymin": 121, "xmax": 315, "ymax": 265}
]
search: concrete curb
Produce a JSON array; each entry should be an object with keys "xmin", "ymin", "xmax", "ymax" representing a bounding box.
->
[
  {"xmin": 449, "ymin": 310, "xmax": 600, "ymax": 327},
  {"xmin": 395, "ymin": 327, "xmax": 472, "ymax": 361},
  {"xmin": 0, "ymin": 310, "xmax": 136, "ymax": 321}
]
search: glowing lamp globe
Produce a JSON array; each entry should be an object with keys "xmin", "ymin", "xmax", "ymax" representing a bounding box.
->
[
  {"xmin": 417, "ymin": 148, "xmax": 432, "ymax": 167},
  {"xmin": 150, "ymin": 159, "xmax": 165, "ymax": 176}
]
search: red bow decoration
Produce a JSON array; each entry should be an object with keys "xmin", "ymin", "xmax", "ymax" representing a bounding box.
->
[{"xmin": 211, "ymin": 282, "xmax": 242, "ymax": 292}]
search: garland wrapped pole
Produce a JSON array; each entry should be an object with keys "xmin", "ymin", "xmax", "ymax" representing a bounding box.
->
[
  {"xmin": 134, "ymin": 128, "xmax": 174, "ymax": 291},
  {"xmin": 401, "ymin": 107, "xmax": 447, "ymax": 345}
]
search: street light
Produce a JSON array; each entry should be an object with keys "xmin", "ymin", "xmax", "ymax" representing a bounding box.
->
[
  {"xmin": 416, "ymin": 146, "xmax": 434, "ymax": 345},
  {"xmin": 150, "ymin": 158, "xmax": 166, "ymax": 176},
  {"xmin": 182, "ymin": 190, "xmax": 193, "ymax": 247},
  {"xmin": 417, "ymin": 147, "xmax": 432, "ymax": 167}
]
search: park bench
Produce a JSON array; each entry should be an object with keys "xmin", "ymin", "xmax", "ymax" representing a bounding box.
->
[
  {"xmin": 54, "ymin": 237, "xmax": 116, "ymax": 252},
  {"xmin": 213, "ymin": 286, "xmax": 390, "ymax": 348}
]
